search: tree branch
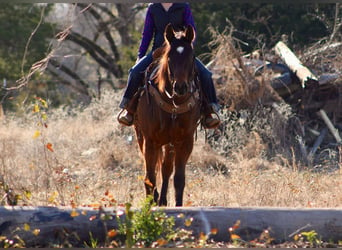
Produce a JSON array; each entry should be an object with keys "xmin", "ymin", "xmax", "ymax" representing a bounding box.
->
[
  {"xmin": 65, "ymin": 30, "xmax": 123, "ymax": 78},
  {"xmin": 77, "ymin": 3, "xmax": 121, "ymax": 60},
  {"xmin": 48, "ymin": 58, "xmax": 90, "ymax": 96},
  {"xmin": 330, "ymin": 3, "xmax": 341, "ymax": 42}
]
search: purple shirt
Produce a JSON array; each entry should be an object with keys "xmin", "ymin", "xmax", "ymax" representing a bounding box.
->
[{"xmin": 138, "ymin": 3, "xmax": 196, "ymax": 59}]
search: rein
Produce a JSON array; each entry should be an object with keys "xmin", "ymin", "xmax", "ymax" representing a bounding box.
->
[
  {"xmin": 148, "ymin": 84, "xmax": 200, "ymax": 115},
  {"xmin": 145, "ymin": 57, "xmax": 200, "ymax": 116}
]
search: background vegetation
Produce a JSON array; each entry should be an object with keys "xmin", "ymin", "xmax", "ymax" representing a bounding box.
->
[
  {"xmin": 0, "ymin": 3, "xmax": 340, "ymax": 113},
  {"xmin": 0, "ymin": 89, "xmax": 341, "ymax": 208},
  {"xmin": 0, "ymin": 3, "xmax": 341, "ymax": 247}
]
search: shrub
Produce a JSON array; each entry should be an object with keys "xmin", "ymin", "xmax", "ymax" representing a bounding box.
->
[{"xmin": 117, "ymin": 196, "xmax": 175, "ymax": 247}]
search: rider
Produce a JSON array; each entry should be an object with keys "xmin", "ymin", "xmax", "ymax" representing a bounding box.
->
[{"xmin": 118, "ymin": 3, "xmax": 220, "ymax": 129}]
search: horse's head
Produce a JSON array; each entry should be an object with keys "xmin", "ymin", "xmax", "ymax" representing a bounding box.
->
[{"xmin": 156, "ymin": 24, "xmax": 196, "ymax": 97}]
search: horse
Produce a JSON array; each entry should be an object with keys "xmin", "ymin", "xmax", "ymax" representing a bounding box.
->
[{"xmin": 133, "ymin": 24, "xmax": 201, "ymax": 206}]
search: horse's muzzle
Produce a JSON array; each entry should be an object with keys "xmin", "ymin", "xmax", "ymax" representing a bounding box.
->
[{"xmin": 173, "ymin": 81, "xmax": 188, "ymax": 96}]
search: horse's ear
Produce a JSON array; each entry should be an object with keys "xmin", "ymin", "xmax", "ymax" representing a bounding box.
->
[
  {"xmin": 164, "ymin": 23, "xmax": 174, "ymax": 44},
  {"xmin": 185, "ymin": 25, "xmax": 195, "ymax": 43}
]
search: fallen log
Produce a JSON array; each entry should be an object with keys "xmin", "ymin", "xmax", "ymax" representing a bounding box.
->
[
  {"xmin": 1, "ymin": 206, "xmax": 342, "ymax": 247},
  {"xmin": 274, "ymin": 41, "xmax": 318, "ymax": 89},
  {"xmin": 318, "ymin": 73, "xmax": 340, "ymax": 85}
]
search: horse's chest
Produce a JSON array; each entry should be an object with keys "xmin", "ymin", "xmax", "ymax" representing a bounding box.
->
[
  {"xmin": 152, "ymin": 119, "xmax": 194, "ymax": 144},
  {"xmin": 136, "ymin": 91, "xmax": 200, "ymax": 145}
]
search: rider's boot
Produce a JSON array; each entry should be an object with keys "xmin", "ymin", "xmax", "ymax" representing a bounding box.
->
[
  {"xmin": 118, "ymin": 109, "xmax": 133, "ymax": 126},
  {"xmin": 202, "ymin": 102, "xmax": 221, "ymax": 129},
  {"xmin": 117, "ymin": 90, "xmax": 142, "ymax": 126}
]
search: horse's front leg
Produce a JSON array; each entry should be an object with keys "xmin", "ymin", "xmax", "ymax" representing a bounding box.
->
[
  {"xmin": 159, "ymin": 144, "xmax": 175, "ymax": 206},
  {"xmin": 174, "ymin": 138, "xmax": 194, "ymax": 206},
  {"xmin": 143, "ymin": 140, "xmax": 160, "ymax": 203}
]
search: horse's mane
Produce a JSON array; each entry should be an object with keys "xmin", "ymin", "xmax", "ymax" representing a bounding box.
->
[{"xmin": 154, "ymin": 44, "xmax": 171, "ymax": 93}]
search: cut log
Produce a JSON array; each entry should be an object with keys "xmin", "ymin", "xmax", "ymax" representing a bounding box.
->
[
  {"xmin": 2, "ymin": 206, "xmax": 342, "ymax": 247},
  {"xmin": 274, "ymin": 41, "xmax": 318, "ymax": 89}
]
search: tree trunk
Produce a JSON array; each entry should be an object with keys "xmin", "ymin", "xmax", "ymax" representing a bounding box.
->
[
  {"xmin": 1, "ymin": 206, "xmax": 342, "ymax": 247},
  {"xmin": 0, "ymin": 103, "xmax": 4, "ymax": 120}
]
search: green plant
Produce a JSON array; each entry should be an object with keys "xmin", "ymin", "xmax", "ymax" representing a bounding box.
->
[
  {"xmin": 301, "ymin": 230, "xmax": 321, "ymax": 246},
  {"xmin": 228, "ymin": 220, "xmax": 242, "ymax": 246},
  {"xmin": 32, "ymin": 96, "xmax": 72, "ymax": 206},
  {"xmin": 0, "ymin": 176, "xmax": 20, "ymax": 205},
  {"xmin": 0, "ymin": 235, "xmax": 25, "ymax": 248},
  {"xmin": 84, "ymin": 232, "xmax": 98, "ymax": 248},
  {"xmin": 32, "ymin": 96, "xmax": 51, "ymax": 152},
  {"xmin": 121, "ymin": 202, "xmax": 134, "ymax": 247},
  {"xmin": 117, "ymin": 196, "xmax": 175, "ymax": 247}
]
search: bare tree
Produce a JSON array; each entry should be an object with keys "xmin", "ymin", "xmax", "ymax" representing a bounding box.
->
[
  {"xmin": 46, "ymin": 3, "xmax": 144, "ymax": 101},
  {"xmin": 330, "ymin": 3, "xmax": 341, "ymax": 42}
]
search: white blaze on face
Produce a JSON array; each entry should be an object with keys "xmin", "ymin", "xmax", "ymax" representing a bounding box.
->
[{"xmin": 176, "ymin": 46, "xmax": 184, "ymax": 54}]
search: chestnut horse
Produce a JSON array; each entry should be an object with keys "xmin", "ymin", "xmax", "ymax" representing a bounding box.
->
[{"xmin": 133, "ymin": 24, "xmax": 201, "ymax": 206}]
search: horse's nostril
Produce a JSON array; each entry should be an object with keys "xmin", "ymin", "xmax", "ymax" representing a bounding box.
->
[{"xmin": 174, "ymin": 82, "xmax": 187, "ymax": 95}]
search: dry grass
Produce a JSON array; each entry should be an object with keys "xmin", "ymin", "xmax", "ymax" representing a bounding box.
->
[
  {"xmin": 0, "ymin": 89, "xmax": 341, "ymax": 209},
  {"xmin": 1, "ymin": 26, "xmax": 341, "ymax": 210}
]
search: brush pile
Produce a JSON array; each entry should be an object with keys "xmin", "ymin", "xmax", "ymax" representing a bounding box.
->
[{"xmin": 207, "ymin": 28, "xmax": 342, "ymax": 171}]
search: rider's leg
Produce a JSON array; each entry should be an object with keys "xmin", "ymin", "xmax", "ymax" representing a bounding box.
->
[
  {"xmin": 118, "ymin": 53, "xmax": 153, "ymax": 126},
  {"xmin": 195, "ymin": 58, "xmax": 221, "ymax": 129}
]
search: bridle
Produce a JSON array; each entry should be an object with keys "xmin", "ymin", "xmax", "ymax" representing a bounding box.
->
[
  {"xmin": 147, "ymin": 55, "xmax": 200, "ymax": 116},
  {"xmin": 166, "ymin": 55, "xmax": 197, "ymax": 100}
]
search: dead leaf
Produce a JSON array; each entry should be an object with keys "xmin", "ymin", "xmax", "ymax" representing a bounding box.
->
[
  {"xmin": 46, "ymin": 143, "xmax": 54, "ymax": 152},
  {"xmin": 184, "ymin": 217, "xmax": 193, "ymax": 227},
  {"xmin": 211, "ymin": 228, "xmax": 218, "ymax": 235},
  {"xmin": 33, "ymin": 104, "xmax": 40, "ymax": 113},
  {"xmin": 32, "ymin": 229, "xmax": 40, "ymax": 236},
  {"xmin": 107, "ymin": 229, "xmax": 117, "ymax": 238},
  {"xmin": 23, "ymin": 223, "xmax": 30, "ymax": 231},
  {"xmin": 32, "ymin": 130, "xmax": 41, "ymax": 139},
  {"xmin": 231, "ymin": 234, "xmax": 241, "ymax": 240},
  {"xmin": 70, "ymin": 209, "xmax": 79, "ymax": 217}
]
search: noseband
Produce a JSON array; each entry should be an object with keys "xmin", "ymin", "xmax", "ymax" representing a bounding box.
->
[{"xmin": 167, "ymin": 56, "xmax": 196, "ymax": 99}]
